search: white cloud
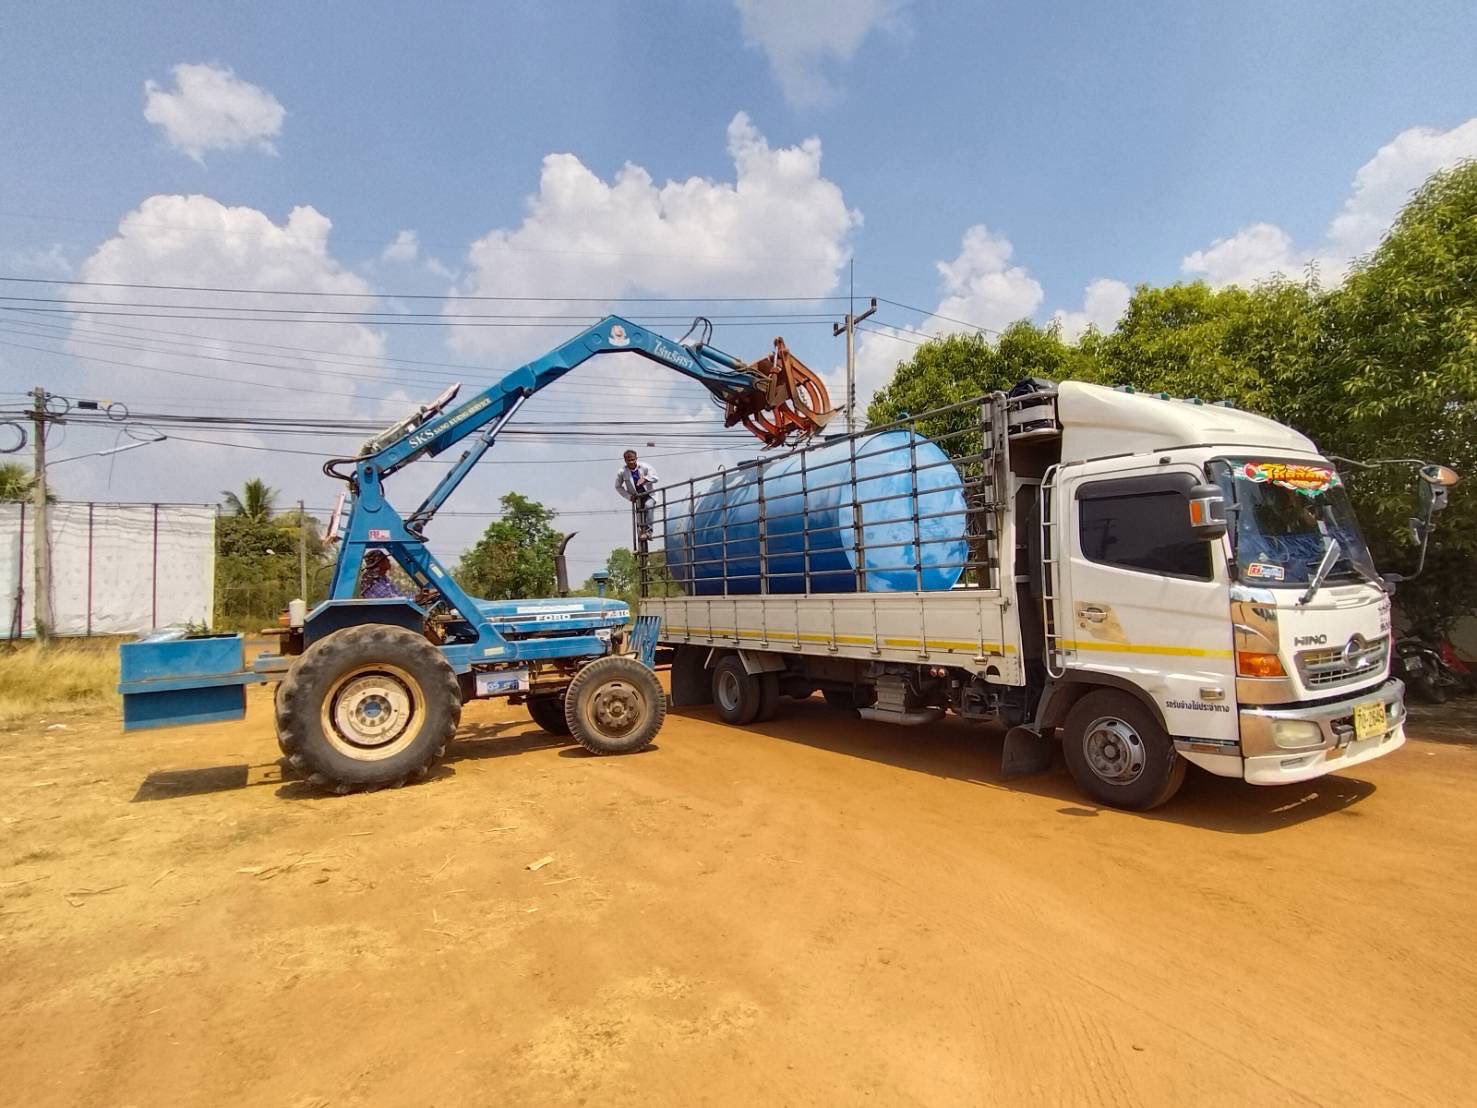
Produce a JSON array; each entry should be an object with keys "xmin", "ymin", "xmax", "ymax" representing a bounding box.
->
[
  {"xmin": 734, "ymin": 0, "xmax": 906, "ymax": 106},
  {"xmin": 381, "ymin": 229, "xmax": 420, "ymax": 263},
  {"xmin": 57, "ymin": 195, "xmax": 392, "ymax": 507},
  {"xmin": 1180, "ymin": 223, "xmax": 1299, "ymax": 288},
  {"xmin": 4, "ymin": 243, "xmax": 73, "ymax": 277},
  {"xmin": 379, "ymin": 228, "xmax": 456, "ymax": 280},
  {"xmin": 143, "ymin": 63, "xmax": 285, "ymax": 162},
  {"xmin": 1050, "ymin": 277, "xmax": 1133, "ymax": 341},
  {"xmin": 845, "ymin": 224, "xmax": 1045, "ymax": 408},
  {"xmin": 933, "ymin": 225, "xmax": 1045, "ymax": 333},
  {"xmin": 453, "ymin": 112, "xmax": 859, "ymax": 363},
  {"xmin": 1183, "ymin": 116, "xmax": 1477, "ymax": 287}
]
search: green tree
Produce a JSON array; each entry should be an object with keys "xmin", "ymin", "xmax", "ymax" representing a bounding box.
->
[
  {"xmin": 213, "ymin": 482, "xmax": 333, "ymax": 628},
  {"xmin": 1311, "ymin": 161, "xmax": 1477, "ymax": 629},
  {"xmin": 221, "ymin": 478, "xmax": 277, "ymax": 521},
  {"xmin": 455, "ymin": 492, "xmax": 563, "ymax": 600},
  {"xmin": 0, "ymin": 462, "xmax": 50, "ymax": 502}
]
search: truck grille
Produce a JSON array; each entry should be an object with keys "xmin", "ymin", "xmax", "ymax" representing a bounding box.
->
[{"xmin": 1296, "ymin": 635, "xmax": 1388, "ymax": 688}]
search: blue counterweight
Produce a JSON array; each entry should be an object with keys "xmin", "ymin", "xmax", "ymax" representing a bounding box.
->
[{"xmin": 666, "ymin": 432, "xmax": 970, "ymax": 595}]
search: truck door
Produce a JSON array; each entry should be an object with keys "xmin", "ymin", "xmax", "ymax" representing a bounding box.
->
[{"xmin": 1055, "ymin": 467, "xmax": 1237, "ymax": 743}]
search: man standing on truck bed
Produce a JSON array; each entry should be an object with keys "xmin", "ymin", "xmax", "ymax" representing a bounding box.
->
[{"xmin": 616, "ymin": 449, "xmax": 659, "ymax": 545}]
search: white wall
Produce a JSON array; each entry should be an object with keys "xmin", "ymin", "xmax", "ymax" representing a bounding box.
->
[{"xmin": 0, "ymin": 502, "xmax": 215, "ymax": 638}]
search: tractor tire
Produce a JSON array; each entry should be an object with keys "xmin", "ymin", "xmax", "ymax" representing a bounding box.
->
[
  {"xmin": 274, "ymin": 681, "xmax": 290, "ymax": 755},
  {"xmin": 276, "ymin": 624, "xmax": 461, "ymax": 794},
  {"xmin": 754, "ymin": 671, "xmax": 781, "ymax": 723},
  {"xmin": 711, "ymin": 654, "xmax": 763, "ymax": 725},
  {"xmin": 1061, "ymin": 690, "xmax": 1186, "ymax": 811},
  {"xmin": 527, "ymin": 693, "xmax": 572, "ymax": 736},
  {"xmin": 564, "ymin": 656, "xmax": 666, "ymax": 755}
]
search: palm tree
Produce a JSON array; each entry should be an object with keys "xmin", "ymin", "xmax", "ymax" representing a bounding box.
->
[
  {"xmin": 0, "ymin": 462, "xmax": 52, "ymax": 503},
  {"xmin": 222, "ymin": 478, "xmax": 278, "ymax": 521}
]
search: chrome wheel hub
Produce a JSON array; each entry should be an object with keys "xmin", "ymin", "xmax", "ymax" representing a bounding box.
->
[
  {"xmin": 716, "ymin": 670, "xmax": 741, "ymax": 713},
  {"xmin": 1083, "ymin": 716, "xmax": 1147, "ymax": 785}
]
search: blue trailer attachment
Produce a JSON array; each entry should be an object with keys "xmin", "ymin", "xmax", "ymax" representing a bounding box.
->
[{"xmin": 118, "ymin": 632, "xmax": 266, "ymax": 731}]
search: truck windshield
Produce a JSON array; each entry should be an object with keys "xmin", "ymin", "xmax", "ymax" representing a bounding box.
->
[{"xmin": 1208, "ymin": 458, "xmax": 1380, "ymax": 589}]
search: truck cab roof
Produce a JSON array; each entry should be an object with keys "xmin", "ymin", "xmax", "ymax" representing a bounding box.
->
[{"xmin": 1057, "ymin": 380, "xmax": 1317, "ymax": 464}]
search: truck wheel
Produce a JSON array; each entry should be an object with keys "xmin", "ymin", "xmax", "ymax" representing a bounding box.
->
[
  {"xmin": 755, "ymin": 672, "xmax": 781, "ymax": 723},
  {"xmin": 564, "ymin": 656, "xmax": 665, "ymax": 755},
  {"xmin": 712, "ymin": 654, "xmax": 762, "ymax": 725},
  {"xmin": 1061, "ymin": 690, "xmax": 1186, "ymax": 811},
  {"xmin": 527, "ymin": 693, "xmax": 571, "ymax": 736},
  {"xmin": 276, "ymin": 624, "xmax": 461, "ymax": 794}
]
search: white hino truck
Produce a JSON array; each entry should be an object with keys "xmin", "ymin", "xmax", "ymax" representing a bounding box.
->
[{"xmin": 635, "ymin": 379, "xmax": 1458, "ymax": 809}]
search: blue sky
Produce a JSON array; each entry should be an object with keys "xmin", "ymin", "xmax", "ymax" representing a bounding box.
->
[{"xmin": 2, "ymin": 1, "xmax": 1475, "ymax": 570}]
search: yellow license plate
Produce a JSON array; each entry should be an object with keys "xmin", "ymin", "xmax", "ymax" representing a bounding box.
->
[{"xmin": 1353, "ymin": 701, "xmax": 1385, "ymax": 742}]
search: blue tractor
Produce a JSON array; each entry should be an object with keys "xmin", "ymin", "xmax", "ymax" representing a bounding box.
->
[{"xmin": 119, "ymin": 317, "xmax": 833, "ymax": 793}]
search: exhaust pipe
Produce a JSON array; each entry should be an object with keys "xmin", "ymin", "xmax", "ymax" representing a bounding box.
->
[{"xmin": 555, "ymin": 532, "xmax": 577, "ymax": 597}]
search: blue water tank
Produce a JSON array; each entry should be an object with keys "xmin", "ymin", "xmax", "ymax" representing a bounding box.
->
[{"xmin": 665, "ymin": 431, "xmax": 970, "ymax": 595}]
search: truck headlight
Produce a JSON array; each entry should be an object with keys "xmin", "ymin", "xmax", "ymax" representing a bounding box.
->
[{"xmin": 1272, "ymin": 719, "xmax": 1324, "ymax": 750}]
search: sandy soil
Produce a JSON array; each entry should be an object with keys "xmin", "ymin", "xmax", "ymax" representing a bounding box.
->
[{"xmin": 3, "ymin": 678, "xmax": 1475, "ymax": 1107}]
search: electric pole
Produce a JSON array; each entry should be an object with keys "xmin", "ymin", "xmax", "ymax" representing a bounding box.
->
[
  {"xmin": 833, "ymin": 264, "xmax": 877, "ymax": 434},
  {"xmin": 27, "ymin": 386, "xmax": 54, "ymax": 643},
  {"xmin": 298, "ymin": 499, "xmax": 308, "ymax": 600}
]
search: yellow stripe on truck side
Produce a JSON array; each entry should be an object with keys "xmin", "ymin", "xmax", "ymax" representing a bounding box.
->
[
  {"xmin": 1058, "ymin": 639, "xmax": 1233, "ymax": 660},
  {"xmin": 663, "ymin": 626, "xmax": 1014, "ymax": 656}
]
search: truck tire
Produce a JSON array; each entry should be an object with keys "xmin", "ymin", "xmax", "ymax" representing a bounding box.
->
[
  {"xmin": 527, "ymin": 693, "xmax": 571, "ymax": 736},
  {"xmin": 1061, "ymin": 690, "xmax": 1186, "ymax": 811},
  {"xmin": 755, "ymin": 671, "xmax": 781, "ymax": 723},
  {"xmin": 712, "ymin": 654, "xmax": 763, "ymax": 725},
  {"xmin": 276, "ymin": 624, "xmax": 461, "ymax": 794},
  {"xmin": 564, "ymin": 656, "xmax": 665, "ymax": 755}
]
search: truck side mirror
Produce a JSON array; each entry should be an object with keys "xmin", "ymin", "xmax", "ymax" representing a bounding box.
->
[
  {"xmin": 1187, "ymin": 483, "xmax": 1228, "ymax": 541},
  {"xmin": 1418, "ymin": 464, "xmax": 1457, "ymax": 516}
]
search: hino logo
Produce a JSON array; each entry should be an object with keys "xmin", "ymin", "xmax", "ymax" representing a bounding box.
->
[
  {"xmin": 1294, "ymin": 634, "xmax": 1327, "ymax": 647},
  {"xmin": 1342, "ymin": 635, "xmax": 1373, "ymax": 667}
]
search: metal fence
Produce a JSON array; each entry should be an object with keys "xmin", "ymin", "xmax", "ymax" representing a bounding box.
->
[{"xmin": 637, "ymin": 395, "xmax": 1010, "ymax": 598}]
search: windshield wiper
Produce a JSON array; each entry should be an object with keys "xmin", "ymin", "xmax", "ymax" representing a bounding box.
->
[{"xmin": 1298, "ymin": 535, "xmax": 1342, "ymax": 605}]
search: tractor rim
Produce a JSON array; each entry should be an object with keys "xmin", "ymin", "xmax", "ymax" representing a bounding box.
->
[
  {"xmin": 321, "ymin": 664, "xmax": 425, "ymax": 761},
  {"xmin": 587, "ymin": 679, "xmax": 647, "ymax": 739}
]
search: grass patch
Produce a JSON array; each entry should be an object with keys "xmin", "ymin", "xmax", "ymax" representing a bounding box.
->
[{"xmin": 0, "ymin": 639, "xmax": 121, "ymax": 725}]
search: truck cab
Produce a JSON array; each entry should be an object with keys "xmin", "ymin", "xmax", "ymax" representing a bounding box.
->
[{"xmin": 1031, "ymin": 382, "xmax": 1403, "ymax": 803}]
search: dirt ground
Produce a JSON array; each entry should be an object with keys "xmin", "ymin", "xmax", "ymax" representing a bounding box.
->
[{"xmin": 3, "ymin": 674, "xmax": 1476, "ymax": 1107}]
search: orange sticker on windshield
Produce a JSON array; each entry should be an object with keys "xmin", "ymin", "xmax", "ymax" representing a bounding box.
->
[{"xmin": 1236, "ymin": 462, "xmax": 1341, "ymax": 496}]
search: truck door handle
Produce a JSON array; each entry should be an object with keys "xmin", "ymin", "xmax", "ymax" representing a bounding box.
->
[{"xmin": 1079, "ymin": 605, "xmax": 1107, "ymax": 624}]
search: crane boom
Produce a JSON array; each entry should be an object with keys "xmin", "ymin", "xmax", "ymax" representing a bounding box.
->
[{"xmin": 316, "ymin": 316, "xmax": 835, "ymax": 663}]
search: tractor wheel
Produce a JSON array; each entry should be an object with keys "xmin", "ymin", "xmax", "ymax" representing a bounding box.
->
[
  {"xmin": 527, "ymin": 693, "xmax": 572, "ymax": 736},
  {"xmin": 564, "ymin": 656, "xmax": 666, "ymax": 755},
  {"xmin": 276, "ymin": 624, "xmax": 461, "ymax": 794}
]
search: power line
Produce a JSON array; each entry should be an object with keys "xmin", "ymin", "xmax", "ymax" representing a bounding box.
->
[
  {"xmin": 876, "ymin": 297, "xmax": 1003, "ymax": 335},
  {"xmin": 0, "ymin": 304, "xmax": 838, "ymax": 328},
  {"xmin": 0, "ymin": 293, "xmax": 839, "ymax": 322}
]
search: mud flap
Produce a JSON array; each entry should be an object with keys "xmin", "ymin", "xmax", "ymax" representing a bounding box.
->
[
  {"xmin": 1002, "ymin": 726, "xmax": 1055, "ymax": 777},
  {"xmin": 669, "ymin": 645, "xmax": 712, "ymax": 707}
]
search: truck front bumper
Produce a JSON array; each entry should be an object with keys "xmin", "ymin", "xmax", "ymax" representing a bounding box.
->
[{"xmin": 1238, "ymin": 678, "xmax": 1406, "ymax": 785}]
